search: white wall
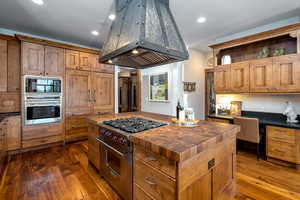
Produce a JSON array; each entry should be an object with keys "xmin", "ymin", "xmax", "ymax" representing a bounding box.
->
[
  {"xmin": 216, "ymin": 94, "xmax": 300, "ymax": 115},
  {"xmin": 141, "ymin": 62, "xmax": 183, "ymax": 116},
  {"xmin": 140, "ymin": 49, "xmax": 209, "ymax": 119},
  {"xmin": 182, "ymin": 49, "xmax": 209, "ymax": 120}
]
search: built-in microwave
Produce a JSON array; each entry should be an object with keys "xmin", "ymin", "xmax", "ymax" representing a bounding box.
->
[{"xmin": 25, "ymin": 76, "xmax": 62, "ymax": 94}]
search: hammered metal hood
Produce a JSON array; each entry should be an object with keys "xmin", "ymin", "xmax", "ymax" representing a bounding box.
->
[{"xmin": 100, "ymin": 0, "xmax": 189, "ymax": 68}]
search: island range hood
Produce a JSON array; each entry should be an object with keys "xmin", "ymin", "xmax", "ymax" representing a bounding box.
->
[{"xmin": 100, "ymin": 0, "xmax": 189, "ymax": 69}]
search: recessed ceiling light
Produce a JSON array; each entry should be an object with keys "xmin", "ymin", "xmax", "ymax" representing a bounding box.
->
[
  {"xmin": 197, "ymin": 17, "xmax": 207, "ymax": 23},
  {"xmin": 32, "ymin": 0, "xmax": 44, "ymax": 5},
  {"xmin": 108, "ymin": 14, "xmax": 116, "ymax": 21},
  {"xmin": 91, "ymin": 31, "xmax": 99, "ymax": 36},
  {"xmin": 108, "ymin": 60, "xmax": 113, "ymax": 64}
]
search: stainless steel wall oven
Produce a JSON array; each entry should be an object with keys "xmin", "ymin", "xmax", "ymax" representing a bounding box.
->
[{"xmin": 23, "ymin": 76, "xmax": 62, "ymax": 126}]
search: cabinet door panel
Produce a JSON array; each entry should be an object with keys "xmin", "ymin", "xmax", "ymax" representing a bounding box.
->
[
  {"xmin": 213, "ymin": 153, "xmax": 235, "ymax": 200},
  {"xmin": 0, "ymin": 39, "xmax": 7, "ymax": 92},
  {"xmin": 92, "ymin": 54, "xmax": 115, "ymax": 73},
  {"xmin": 273, "ymin": 54, "xmax": 300, "ymax": 92},
  {"xmin": 45, "ymin": 46, "xmax": 64, "ymax": 76},
  {"xmin": 65, "ymin": 50, "xmax": 79, "ymax": 70},
  {"xmin": 230, "ymin": 61, "xmax": 250, "ymax": 93},
  {"xmin": 66, "ymin": 70, "xmax": 92, "ymax": 115},
  {"xmin": 6, "ymin": 116, "xmax": 21, "ymax": 151},
  {"xmin": 0, "ymin": 93, "xmax": 20, "ymax": 113},
  {"xmin": 92, "ymin": 73, "xmax": 114, "ymax": 112},
  {"xmin": 22, "ymin": 42, "xmax": 44, "ymax": 75},
  {"xmin": 79, "ymin": 52, "xmax": 92, "ymax": 71},
  {"xmin": 250, "ymin": 58, "xmax": 273, "ymax": 93},
  {"xmin": 214, "ymin": 65, "xmax": 231, "ymax": 94},
  {"xmin": 7, "ymin": 40, "xmax": 21, "ymax": 92}
]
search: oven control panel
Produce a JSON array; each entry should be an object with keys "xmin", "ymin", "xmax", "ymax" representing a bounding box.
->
[{"xmin": 99, "ymin": 128, "xmax": 129, "ymax": 146}]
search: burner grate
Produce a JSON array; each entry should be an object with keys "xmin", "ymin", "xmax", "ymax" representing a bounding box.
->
[{"xmin": 103, "ymin": 117, "xmax": 167, "ymax": 133}]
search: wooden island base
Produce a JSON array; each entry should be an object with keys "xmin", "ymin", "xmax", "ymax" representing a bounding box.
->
[{"xmin": 133, "ymin": 136, "xmax": 236, "ymax": 200}]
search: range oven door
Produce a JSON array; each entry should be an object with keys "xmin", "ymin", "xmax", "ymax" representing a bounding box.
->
[
  {"xmin": 97, "ymin": 138, "xmax": 132, "ymax": 200},
  {"xmin": 25, "ymin": 104, "xmax": 61, "ymax": 125}
]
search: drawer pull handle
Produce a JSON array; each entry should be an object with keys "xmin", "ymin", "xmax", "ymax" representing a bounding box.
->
[
  {"xmin": 147, "ymin": 157, "xmax": 157, "ymax": 161},
  {"xmin": 274, "ymin": 149, "xmax": 285, "ymax": 153},
  {"xmin": 145, "ymin": 178, "xmax": 156, "ymax": 186}
]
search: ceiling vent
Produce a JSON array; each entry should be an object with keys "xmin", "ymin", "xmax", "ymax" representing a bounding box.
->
[{"xmin": 100, "ymin": 0, "xmax": 189, "ymax": 68}]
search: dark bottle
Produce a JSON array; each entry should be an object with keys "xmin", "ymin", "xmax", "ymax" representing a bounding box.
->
[{"xmin": 176, "ymin": 101, "xmax": 183, "ymax": 119}]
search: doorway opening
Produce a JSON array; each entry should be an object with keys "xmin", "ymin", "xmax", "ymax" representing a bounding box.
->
[{"xmin": 118, "ymin": 68, "xmax": 141, "ymax": 113}]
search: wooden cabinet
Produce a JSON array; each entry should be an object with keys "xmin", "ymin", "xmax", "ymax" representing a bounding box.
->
[
  {"xmin": 92, "ymin": 73, "xmax": 114, "ymax": 113},
  {"xmin": 92, "ymin": 54, "xmax": 115, "ymax": 73},
  {"xmin": 44, "ymin": 46, "xmax": 64, "ymax": 76},
  {"xmin": 65, "ymin": 50, "xmax": 96, "ymax": 71},
  {"xmin": 6, "ymin": 116, "xmax": 21, "ymax": 151},
  {"xmin": 267, "ymin": 126, "xmax": 300, "ymax": 165},
  {"xmin": 66, "ymin": 70, "xmax": 92, "ymax": 116},
  {"xmin": 88, "ymin": 124, "xmax": 100, "ymax": 169},
  {"xmin": 0, "ymin": 39, "xmax": 7, "ymax": 92},
  {"xmin": 22, "ymin": 42, "xmax": 44, "ymax": 75},
  {"xmin": 250, "ymin": 58, "xmax": 273, "ymax": 93},
  {"xmin": 65, "ymin": 115, "xmax": 90, "ymax": 141},
  {"xmin": 7, "ymin": 40, "xmax": 21, "ymax": 92},
  {"xmin": 65, "ymin": 50, "xmax": 79, "ymax": 70},
  {"xmin": 230, "ymin": 61, "xmax": 250, "ymax": 93},
  {"xmin": 22, "ymin": 42, "xmax": 64, "ymax": 76},
  {"xmin": 133, "ymin": 137, "xmax": 236, "ymax": 200},
  {"xmin": 0, "ymin": 93, "xmax": 20, "ymax": 113},
  {"xmin": 273, "ymin": 54, "xmax": 300, "ymax": 93},
  {"xmin": 79, "ymin": 52, "xmax": 92, "ymax": 71},
  {"xmin": 22, "ymin": 122, "xmax": 63, "ymax": 148},
  {"xmin": 214, "ymin": 65, "xmax": 231, "ymax": 94}
]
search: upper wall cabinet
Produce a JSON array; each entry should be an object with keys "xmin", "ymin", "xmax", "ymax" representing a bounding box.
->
[
  {"xmin": 210, "ymin": 24, "xmax": 300, "ymax": 94},
  {"xmin": 250, "ymin": 58, "xmax": 273, "ymax": 93},
  {"xmin": 44, "ymin": 46, "xmax": 65, "ymax": 76},
  {"xmin": 65, "ymin": 50, "xmax": 79, "ymax": 70},
  {"xmin": 65, "ymin": 50, "xmax": 97, "ymax": 71},
  {"xmin": 273, "ymin": 54, "xmax": 300, "ymax": 93},
  {"xmin": 91, "ymin": 54, "xmax": 115, "ymax": 74},
  {"xmin": 214, "ymin": 65, "xmax": 231, "ymax": 94},
  {"xmin": 22, "ymin": 42, "xmax": 44, "ymax": 75},
  {"xmin": 230, "ymin": 61, "xmax": 250, "ymax": 93},
  {"xmin": 22, "ymin": 42, "xmax": 64, "ymax": 77},
  {"xmin": 0, "ymin": 39, "xmax": 7, "ymax": 92}
]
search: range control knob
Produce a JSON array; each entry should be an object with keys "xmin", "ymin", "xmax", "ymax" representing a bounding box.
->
[{"xmin": 112, "ymin": 136, "xmax": 118, "ymax": 142}]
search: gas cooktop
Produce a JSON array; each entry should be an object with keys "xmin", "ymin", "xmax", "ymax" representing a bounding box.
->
[{"xmin": 103, "ymin": 117, "xmax": 168, "ymax": 133}]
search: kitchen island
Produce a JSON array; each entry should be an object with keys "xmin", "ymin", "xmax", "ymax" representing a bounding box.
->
[{"xmin": 86, "ymin": 112, "xmax": 240, "ymax": 200}]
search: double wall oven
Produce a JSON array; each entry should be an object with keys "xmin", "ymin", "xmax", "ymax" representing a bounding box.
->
[{"xmin": 23, "ymin": 76, "xmax": 62, "ymax": 126}]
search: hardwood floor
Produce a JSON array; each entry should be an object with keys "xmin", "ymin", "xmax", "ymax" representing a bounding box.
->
[{"xmin": 0, "ymin": 141, "xmax": 299, "ymax": 200}]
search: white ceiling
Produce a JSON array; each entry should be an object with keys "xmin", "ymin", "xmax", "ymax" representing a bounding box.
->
[{"xmin": 0, "ymin": 0, "xmax": 300, "ymax": 52}]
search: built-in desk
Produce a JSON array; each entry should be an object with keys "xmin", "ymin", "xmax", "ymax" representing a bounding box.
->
[
  {"xmin": 208, "ymin": 111, "xmax": 300, "ymax": 129},
  {"xmin": 208, "ymin": 111, "xmax": 300, "ymax": 170}
]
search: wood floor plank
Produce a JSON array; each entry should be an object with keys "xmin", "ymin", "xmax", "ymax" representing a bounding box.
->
[{"xmin": 1, "ymin": 141, "xmax": 300, "ymax": 200}]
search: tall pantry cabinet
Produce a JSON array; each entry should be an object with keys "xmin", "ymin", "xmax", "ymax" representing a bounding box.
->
[{"xmin": 65, "ymin": 51, "xmax": 114, "ymax": 141}]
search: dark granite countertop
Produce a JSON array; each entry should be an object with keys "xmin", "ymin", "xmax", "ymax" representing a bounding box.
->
[
  {"xmin": 0, "ymin": 112, "xmax": 21, "ymax": 123},
  {"xmin": 208, "ymin": 111, "xmax": 300, "ymax": 129}
]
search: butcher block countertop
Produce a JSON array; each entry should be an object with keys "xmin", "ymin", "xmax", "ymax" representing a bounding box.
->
[{"xmin": 86, "ymin": 112, "xmax": 240, "ymax": 162}]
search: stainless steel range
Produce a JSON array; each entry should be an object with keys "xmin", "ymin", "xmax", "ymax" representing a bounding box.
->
[{"xmin": 97, "ymin": 117, "xmax": 167, "ymax": 200}]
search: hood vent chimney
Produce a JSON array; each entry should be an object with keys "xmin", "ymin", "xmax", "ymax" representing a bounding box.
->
[{"xmin": 100, "ymin": 0, "xmax": 189, "ymax": 68}]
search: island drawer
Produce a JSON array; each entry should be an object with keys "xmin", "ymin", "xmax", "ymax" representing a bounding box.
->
[
  {"xmin": 134, "ymin": 146, "xmax": 176, "ymax": 179},
  {"xmin": 267, "ymin": 126, "xmax": 296, "ymax": 144},
  {"xmin": 134, "ymin": 183, "xmax": 154, "ymax": 200},
  {"xmin": 134, "ymin": 159, "xmax": 175, "ymax": 200},
  {"xmin": 267, "ymin": 140, "xmax": 296, "ymax": 163}
]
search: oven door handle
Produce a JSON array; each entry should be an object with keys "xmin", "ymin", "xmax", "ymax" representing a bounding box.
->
[{"xmin": 96, "ymin": 138, "xmax": 125, "ymax": 157}]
